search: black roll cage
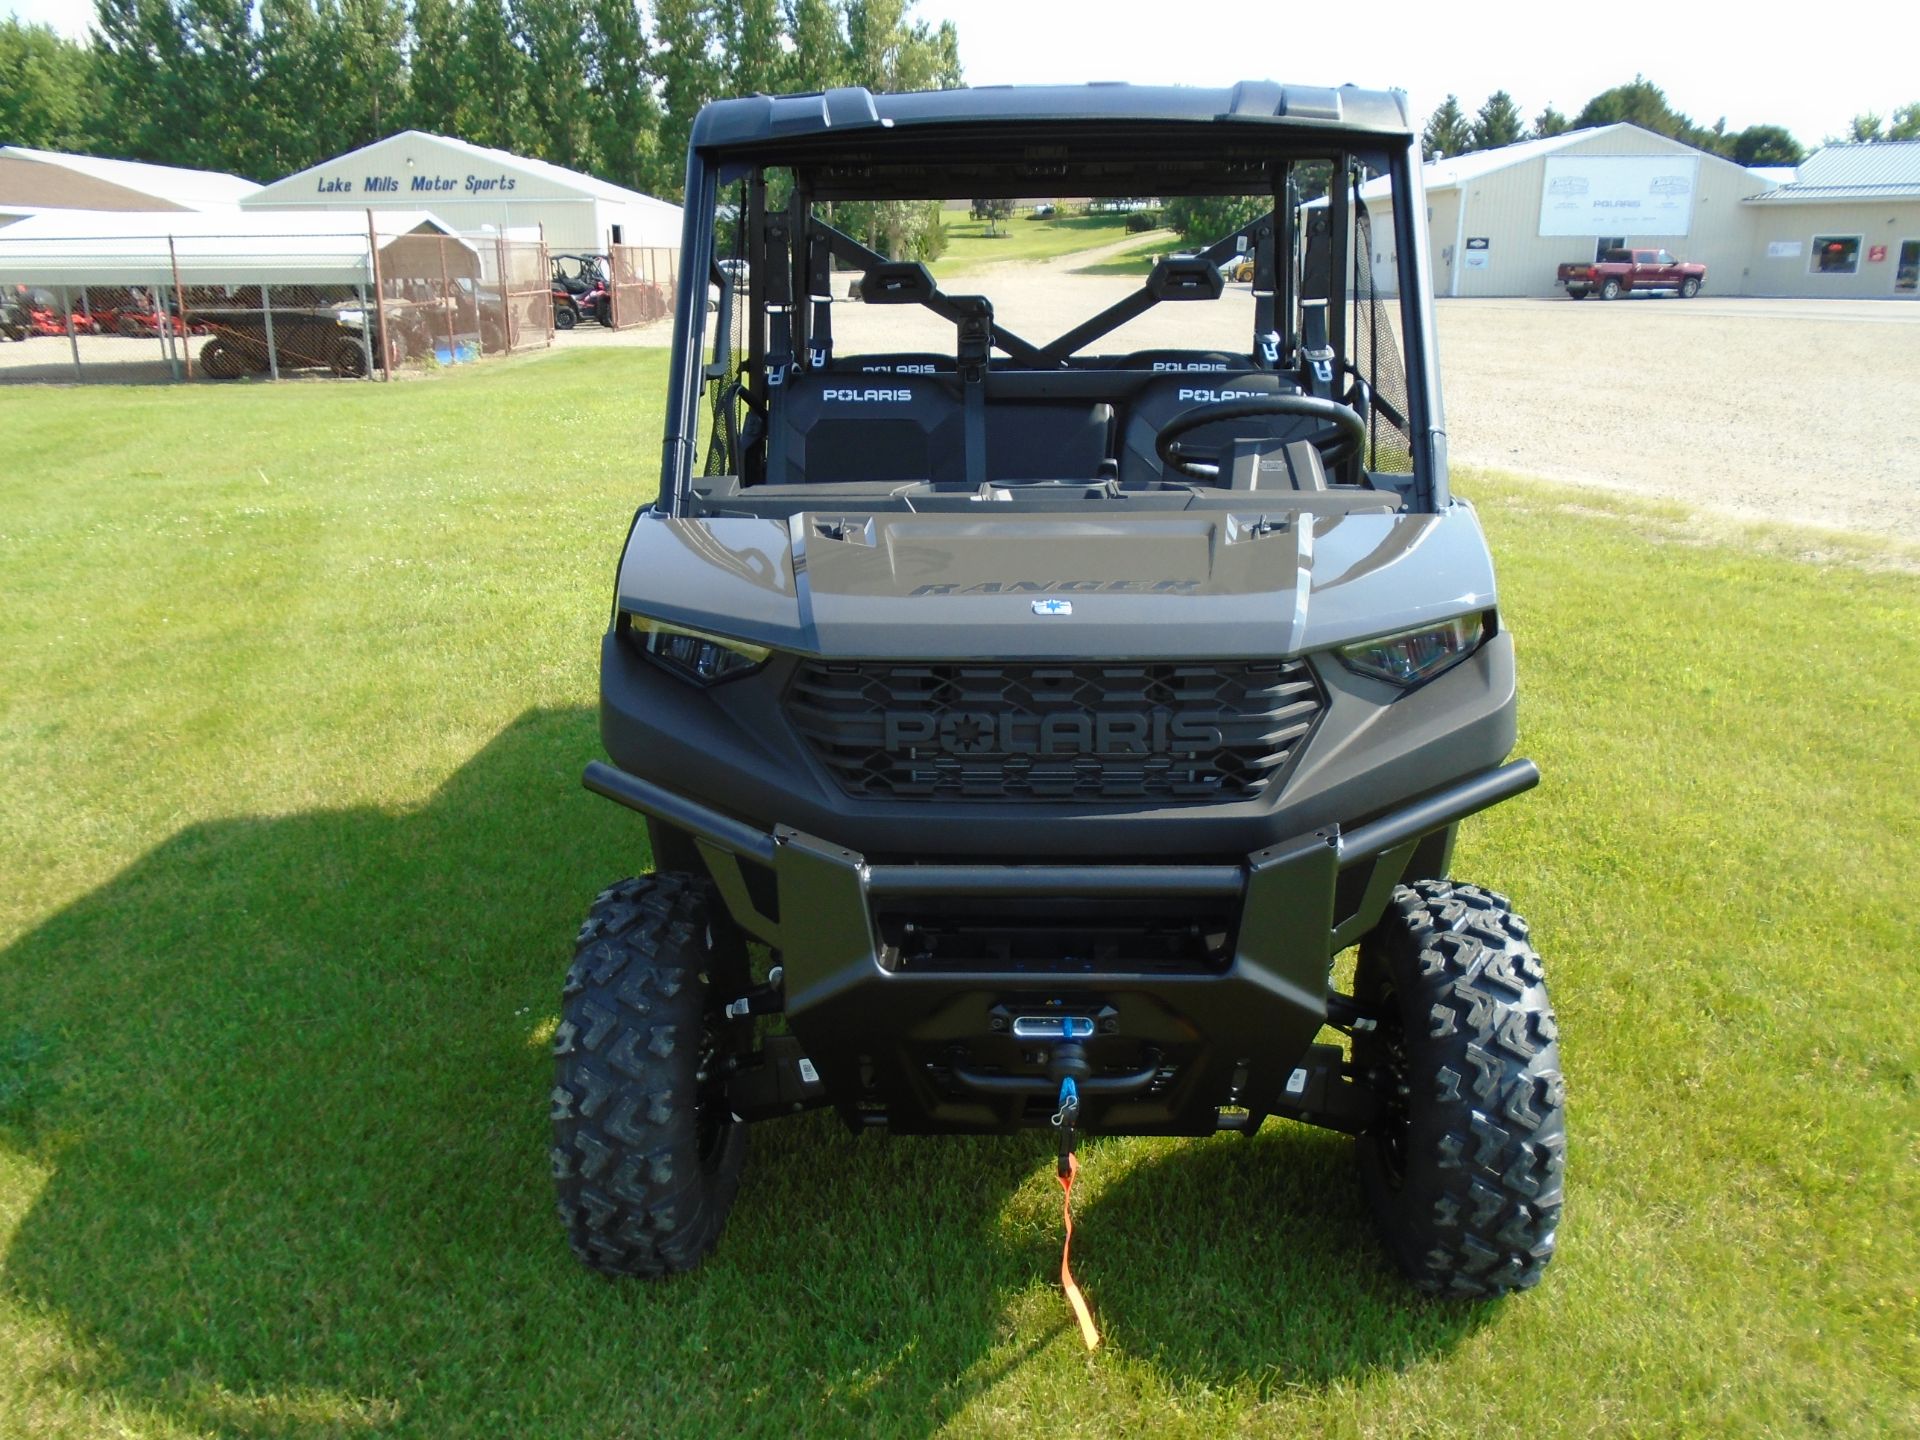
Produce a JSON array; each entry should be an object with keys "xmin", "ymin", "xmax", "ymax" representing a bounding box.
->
[{"xmin": 656, "ymin": 123, "xmax": 1446, "ymax": 515}]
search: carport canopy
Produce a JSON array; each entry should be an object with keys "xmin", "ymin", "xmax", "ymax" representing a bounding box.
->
[{"xmin": 0, "ymin": 208, "xmax": 479, "ymax": 288}]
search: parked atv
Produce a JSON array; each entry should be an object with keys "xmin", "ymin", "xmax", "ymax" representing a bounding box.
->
[
  {"xmin": 551, "ymin": 252, "xmax": 613, "ymax": 330},
  {"xmin": 555, "ymin": 81, "xmax": 1564, "ymax": 1302}
]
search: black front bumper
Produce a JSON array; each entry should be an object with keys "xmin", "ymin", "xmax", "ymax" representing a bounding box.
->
[{"xmin": 583, "ymin": 757, "xmax": 1538, "ymax": 1136}]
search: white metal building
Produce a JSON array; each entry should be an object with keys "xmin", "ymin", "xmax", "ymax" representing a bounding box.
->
[
  {"xmin": 1359, "ymin": 126, "xmax": 1920, "ymax": 299},
  {"xmin": 0, "ymin": 145, "xmax": 260, "ymax": 227},
  {"xmin": 1741, "ymin": 141, "xmax": 1920, "ymax": 299},
  {"xmin": 243, "ymin": 131, "xmax": 681, "ymax": 253},
  {"xmin": 1360, "ymin": 124, "xmax": 1778, "ymax": 299}
]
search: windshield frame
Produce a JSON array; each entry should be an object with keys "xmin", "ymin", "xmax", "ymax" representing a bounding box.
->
[{"xmin": 655, "ymin": 116, "xmax": 1444, "ymax": 519}]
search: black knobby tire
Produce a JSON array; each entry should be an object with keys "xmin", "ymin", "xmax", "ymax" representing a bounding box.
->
[
  {"xmin": 1679, "ymin": 277, "xmax": 1701, "ymax": 298},
  {"xmin": 332, "ymin": 338, "xmax": 369, "ymax": 377},
  {"xmin": 1353, "ymin": 880, "xmax": 1565, "ymax": 1297},
  {"xmin": 1599, "ymin": 278, "xmax": 1622, "ymax": 300},
  {"xmin": 199, "ymin": 338, "xmax": 240, "ymax": 380},
  {"xmin": 551, "ymin": 873, "xmax": 747, "ymax": 1277},
  {"xmin": 553, "ymin": 301, "xmax": 577, "ymax": 331}
]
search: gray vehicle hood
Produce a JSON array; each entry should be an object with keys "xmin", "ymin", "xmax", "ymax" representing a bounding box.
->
[{"xmin": 615, "ymin": 504, "xmax": 1497, "ymax": 660}]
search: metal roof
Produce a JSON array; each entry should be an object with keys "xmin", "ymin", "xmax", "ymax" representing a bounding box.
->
[
  {"xmin": 247, "ymin": 131, "xmax": 680, "ymax": 215},
  {"xmin": 1416, "ymin": 126, "xmax": 1629, "ymax": 190},
  {"xmin": 0, "ymin": 145, "xmax": 260, "ymax": 210},
  {"xmin": 1332, "ymin": 124, "xmax": 1783, "ymax": 208},
  {"xmin": 689, "ymin": 82, "xmax": 1414, "ymax": 150},
  {"xmin": 1746, "ymin": 140, "xmax": 1920, "ymax": 203},
  {"xmin": 0, "ymin": 208, "xmax": 473, "ymax": 287}
]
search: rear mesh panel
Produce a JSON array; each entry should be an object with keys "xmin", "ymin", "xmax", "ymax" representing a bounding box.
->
[
  {"xmin": 1352, "ymin": 199, "xmax": 1416, "ymax": 475},
  {"xmin": 787, "ymin": 660, "xmax": 1322, "ymax": 803}
]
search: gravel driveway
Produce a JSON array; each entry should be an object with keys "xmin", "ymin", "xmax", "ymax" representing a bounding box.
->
[{"xmin": 1435, "ymin": 296, "xmax": 1920, "ymax": 544}]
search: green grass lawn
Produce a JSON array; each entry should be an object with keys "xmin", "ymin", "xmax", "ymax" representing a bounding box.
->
[
  {"xmin": 1068, "ymin": 235, "xmax": 1180, "ymax": 277},
  {"xmin": 933, "ymin": 211, "xmax": 1137, "ymax": 277},
  {"xmin": 1, "ymin": 353, "xmax": 1916, "ymax": 1438}
]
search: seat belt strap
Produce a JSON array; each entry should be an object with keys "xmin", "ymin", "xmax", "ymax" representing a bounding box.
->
[
  {"xmin": 764, "ymin": 215, "xmax": 795, "ymax": 482},
  {"xmin": 807, "ymin": 230, "xmax": 833, "ymax": 371}
]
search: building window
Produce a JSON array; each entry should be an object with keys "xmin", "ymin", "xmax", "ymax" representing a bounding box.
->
[
  {"xmin": 1897, "ymin": 240, "xmax": 1918, "ymax": 293},
  {"xmin": 1810, "ymin": 235, "xmax": 1861, "ymax": 275}
]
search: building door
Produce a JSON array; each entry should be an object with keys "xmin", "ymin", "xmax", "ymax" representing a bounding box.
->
[
  {"xmin": 1594, "ymin": 236, "xmax": 1625, "ymax": 262},
  {"xmin": 1897, "ymin": 240, "xmax": 1918, "ymax": 294}
]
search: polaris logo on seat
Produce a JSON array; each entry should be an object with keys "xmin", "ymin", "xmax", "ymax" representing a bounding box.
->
[
  {"xmin": 1152, "ymin": 361, "xmax": 1227, "ymax": 371},
  {"xmin": 824, "ymin": 387, "xmax": 912, "ymax": 402},
  {"xmin": 1178, "ymin": 387, "xmax": 1267, "ymax": 403},
  {"xmin": 883, "ymin": 710, "xmax": 1224, "ymax": 756}
]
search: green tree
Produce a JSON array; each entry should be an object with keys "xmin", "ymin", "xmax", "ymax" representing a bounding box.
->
[
  {"xmin": 404, "ymin": 0, "xmax": 464, "ymax": 134},
  {"xmin": 93, "ymin": 0, "xmax": 262, "ymax": 174},
  {"xmin": 1845, "ymin": 110, "xmax": 1884, "ymax": 142},
  {"xmin": 512, "ymin": 0, "xmax": 595, "ymax": 168},
  {"xmin": 1421, "ymin": 95, "xmax": 1471, "ymax": 159},
  {"xmin": 718, "ymin": 0, "xmax": 782, "ymax": 93},
  {"xmin": 1163, "ymin": 193, "xmax": 1264, "ymax": 246},
  {"xmin": 1732, "ymin": 124, "xmax": 1803, "ymax": 167},
  {"xmin": 1892, "ymin": 103, "xmax": 1920, "ymax": 140},
  {"xmin": 254, "ymin": 0, "xmax": 324, "ymax": 172},
  {"xmin": 0, "ymin": 20, "xmax": 93, "ymax": 152},
  {"xmin": 1471, "ymin": 90, "xmax": 1524, "ymax": 151},
  {"xmin": 650, "ymin": 0, "xmax": 721, "ymax": 197},
  {"xmin": 1574, "ymin": 75, "xmax": 1736, "ymax": 155},
  {"xmin": 454, "ymin": 0, "xmax": 532, "ymax": 150},
  {"xmin": 835, "ymin": 0, "xmax": 961, "ymax": 259},
  {"xmin": 782, "ymin": 0, "xmax": 845, "ymax": 91},
  {"xmin": 320, "ymin": 0, "xmax": 410, "ymax": 157},
  {"xmin": 1575, "ymin": 75, "xmax": 1684, "ymax": 134},
  {"xmin": 585, "ymin": 0, "xmax": 661, "ymax": 191},
  {"xmin": 845, "ymin": 0, "xmax": 958, "ymax": 91},
  {"xmin": 1533, "ymin": 103, "xmax": 1570, "ymax": 138}
]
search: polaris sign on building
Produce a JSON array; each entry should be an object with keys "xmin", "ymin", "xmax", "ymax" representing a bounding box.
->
[{"xmin": 243, "ymin": 131, "xmax": 681, "ymax": 252}]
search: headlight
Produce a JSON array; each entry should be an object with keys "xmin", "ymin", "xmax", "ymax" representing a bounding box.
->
[
  {"xmin": 1336, "ymin": 614, "xmax": 1486, "ymax": 689},
  {"xmin": 335, "ymin": 308, "xmax": 365, "ymax": 327},
  {"xmin": 626, "ymin": 614, "xmax": 770, "ymax": 685}
]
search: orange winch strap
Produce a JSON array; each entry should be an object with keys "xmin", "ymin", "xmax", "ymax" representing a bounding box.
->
[{"xmin": 1058, "ymin": 1151, "xmax": 1100, "ymax": 1352}]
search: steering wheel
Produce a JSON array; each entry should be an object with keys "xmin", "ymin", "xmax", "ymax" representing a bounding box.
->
[{"xmin": 1154, "ymin": 395, "xmax": 1369, "ymax": 481}]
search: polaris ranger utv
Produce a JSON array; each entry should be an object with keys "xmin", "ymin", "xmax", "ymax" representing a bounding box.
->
[{"xmin": 553, "ymin": 81, "xmax": 1565, "ymax": 1299}]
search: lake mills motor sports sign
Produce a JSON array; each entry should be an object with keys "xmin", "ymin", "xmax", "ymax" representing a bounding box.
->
[{"xmin": 312, "ymin": 171, "xmax": 521, "ymax": 196}]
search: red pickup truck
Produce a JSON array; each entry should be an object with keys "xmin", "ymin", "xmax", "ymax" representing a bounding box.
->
[{"xmin": 1558, "ymin": 248, "xmax": 1706, "ymax": 300}]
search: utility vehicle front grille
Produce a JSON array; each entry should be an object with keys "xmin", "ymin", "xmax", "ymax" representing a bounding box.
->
[{"xmin": 786, "ymin": 660, "xmax": 1322, "ymax": 803}]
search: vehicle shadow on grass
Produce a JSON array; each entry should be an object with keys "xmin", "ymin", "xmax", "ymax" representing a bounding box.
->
[{"xmin": 0, "ymin": 707, "xmax": 1484, "ymax": 1438}]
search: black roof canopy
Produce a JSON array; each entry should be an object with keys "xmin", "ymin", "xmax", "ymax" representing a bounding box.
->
[
  {"xmin": 690, "ymin": 81, "xmax": 1414, "ymax": 151},
  {"xmin": 691, "ymin": 83, "xmax": 1413, "ymax": 201}
]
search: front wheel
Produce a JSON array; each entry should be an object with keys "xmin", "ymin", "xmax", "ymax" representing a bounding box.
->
[
  {"xmin": 553, "ymin": 301, "xmax": 578, "ymax": 331},
  {"xmin": 551, "ymin": 873, "xmax": 747, "ymax": 1277},
  {"xmin": 1352, "ymin": 880, "xmax": 1565, "ymax": 1297},
  {"xmin": 1679, "ymin": 277, "xmax": 1701, "ymax": 298}
]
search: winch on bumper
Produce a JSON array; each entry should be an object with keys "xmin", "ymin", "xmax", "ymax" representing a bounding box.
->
[{"xmin": 582, "ymin": 755, "xmax": 1538, "ymax": 1137}]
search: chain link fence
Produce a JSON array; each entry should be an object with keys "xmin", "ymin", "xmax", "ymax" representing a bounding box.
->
[
  {"xmin": 0, "ymin": 227, "xmax": 560, "ymax": 384},
  {"xmin": 607, "ymin": 245, "xmax": 677, "ymax": 331}
]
